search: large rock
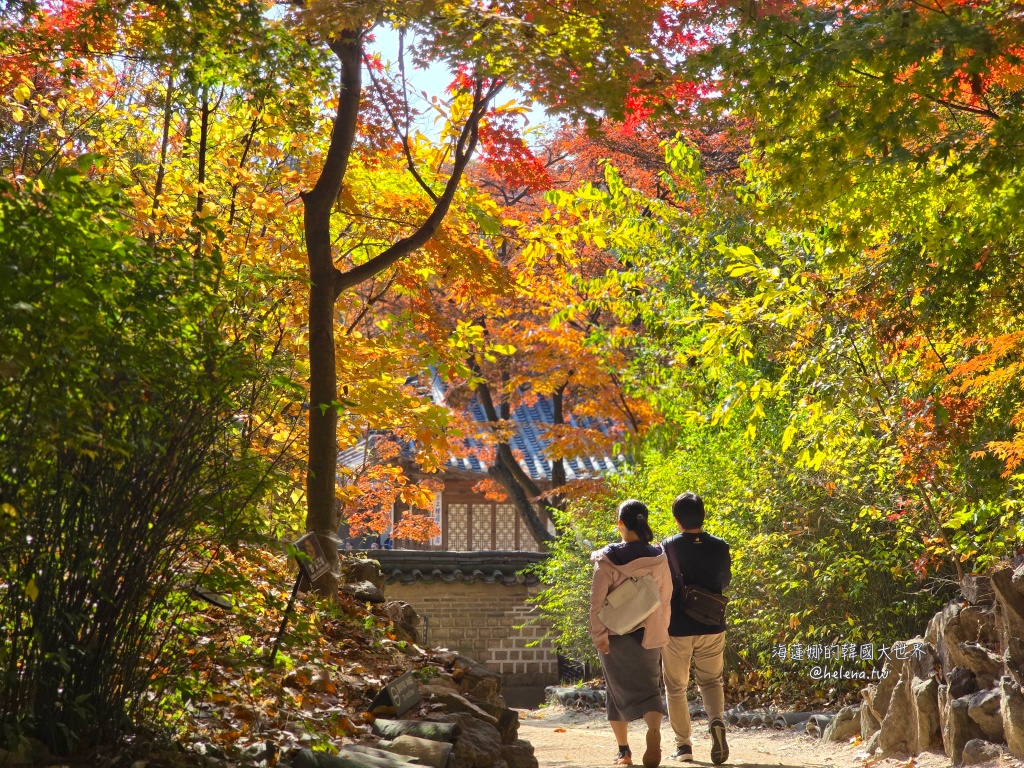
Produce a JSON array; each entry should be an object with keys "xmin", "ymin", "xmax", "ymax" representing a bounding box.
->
[
  {"xmin": 905, "ymin": 638, "xmax": 941, "ymax": 681},
  {"xmin": 913, "ymin": 676, "xmax": 942, "ymax": 751},
  {"xmin": 967, "ymin": 688, "xmax": 1004, "ymax": 743},
  {"xmin": 1001, "ymin": 676, "xmax": 1024, "ymax": 759},
  {"xmin": 961, "ymin": 575, "xmax": 995, "ymax": 606},
  {"xmin": 864, "ymin": 730, "xmax": 881, "ymax": 756},
  {"xmin": 961, "ymin": 739, "xmax": 1001, "ymax": 766},
  {"xmin": 384, "ymin": 600, "xmax": 421, "ymax": 636},
  {"xmin": 342, "ymin": 558, "xmax": 386, "ymax": 590},
  {"xmin": 943, "ymin": 695, "xmax": 986, "ymax": 764},
  {"xmin": 927, "ymin": 601, "xmax": 966, "ymax": 671},
  {"xmin": 1007, "ymin": 637, "xmax": 1024, "ymax": 688},
  {"xmin": 471, "ymin": 699, "xmax": 521, "ymax": 744},
  {"xmin": 958, "ymin": 643, "xmax": 1003, "ymax": 689},
  {"xmin": 451, "ymin": 655, "xmax": 504, "ymax": 707},
  {"xmin": 823, "ymin": 706, "xmax": 860, "ymax": 742},
  {"xmin": 379, "ymin": 735, "xmax": 454, "ymax": 768},
  {"xmin": 958, "ymin": 605, "xmax": 999, "ymax": 649},
  {"xmin": 879, "ymin": 675, "xmax": 917, "ymax": 756},
  {"xmin": 861, "ymin": 695, "xmax": 881, "ymax": 741},
  {"xmin": 949, "ymin": 666, "xmax": 980, "ymax": 698},
  {"xmin": 421, "ymin": 686, "xmax": 499, "ymax": 725},
  {"xmin": 372, "ymin": 718, "xmax": 459, "ymax": 743},
  {"xmin": 991, "ymin": 566, "xmax": 1024, "ymax": 660},
  {"xmin": 341, "ymin": 580, "xmax": 386, "ymax": 604},
  {"xmin": 938, "ymin": 685, "xmax": 950, "ymax": 752},
  {"xmin": 500, "ymin": 740, "xmax": 538, "ymax": 768},
  {"xmin": 432, "ymin": 713, "xmax": 505, "ymax": 768},
  {"xmin": 874, "ymin": 658, "xmax": 907, "ymax": 722},
  {"xmin": 293, "ymin": 748, "xmax": 419, "ymax": 768}
]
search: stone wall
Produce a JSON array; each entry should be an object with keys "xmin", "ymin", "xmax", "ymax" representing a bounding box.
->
[{"xmin": 384, "ymin": 580, "xmax": 558, "ymax": 688}]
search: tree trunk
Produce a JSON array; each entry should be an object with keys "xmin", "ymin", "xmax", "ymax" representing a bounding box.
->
[
  {"xmin": 473, "ymin": 378, "xmax": 554, "ymax": 546},
  {"xmin": 550, "ymin": 382, "xmax": 568, "ymax": 491},
  {"xmin": 299, "ymin": 48, "xmax": 499, "ymax": 593},
  {"xmin": 148, "ymin": 71, "xmax": 174, "ymax": 249},
  {"xmin": 302, "ymin": 33, "xmax": 363, "ymax": 595}
]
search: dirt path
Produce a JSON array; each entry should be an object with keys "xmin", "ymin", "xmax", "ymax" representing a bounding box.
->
[{"xmin": 518, "ymin": 707, "xmax": 960, "ymax": 768}]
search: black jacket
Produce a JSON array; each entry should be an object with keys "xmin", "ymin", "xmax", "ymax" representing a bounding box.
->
[{"xmin": 662, "ymin": 531, "xmax": 731, "ymax": 636}]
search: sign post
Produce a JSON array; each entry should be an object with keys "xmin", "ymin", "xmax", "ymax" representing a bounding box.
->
[
  {"xmin": 266, "ymin": 532, "xmax": 331, "ymax": 663},
  {"xmin": 368, "ymin": 671, "xmax": 422, "ymax": 716}
]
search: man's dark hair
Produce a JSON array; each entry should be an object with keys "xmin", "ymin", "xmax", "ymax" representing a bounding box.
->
[{"xmin": 672, "ymin": 492, "xmax": 705, "ymax": 529}]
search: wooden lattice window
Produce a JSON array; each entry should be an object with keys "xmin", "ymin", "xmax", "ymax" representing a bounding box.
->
[
  {"xmin": 495, "ymin": 504, "xmax": 517, "ymax": 550},
  {"xmin": 471, "ymin": 503, "xmax": 493, "ymax": 549},
  {"xmin": 448, "ymin": 503, "xmax": 468, "ymax": 551}
]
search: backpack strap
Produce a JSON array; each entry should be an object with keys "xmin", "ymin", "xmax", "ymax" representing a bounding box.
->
[{"xmin": 662, "ymin": 536, "xmax": 685, "ymax": 587}]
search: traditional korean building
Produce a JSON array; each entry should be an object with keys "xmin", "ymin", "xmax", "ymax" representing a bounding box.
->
[{"xmin": 339, "ymin": 375, "xmax": 619, "ymax": 703}]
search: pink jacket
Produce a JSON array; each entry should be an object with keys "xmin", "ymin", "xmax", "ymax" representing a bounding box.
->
[{"xmin": 589, "ymin": 545, "xmax": 673, "ymax": 650}]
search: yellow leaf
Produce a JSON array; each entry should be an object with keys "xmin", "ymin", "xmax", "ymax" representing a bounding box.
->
[
  {"xmin": 14, "ymin": 83, "xmax": 30, "ymax": 101},
  {"xmin": 26, "ymin": 577, "xmax": 39, "ymax": 602},
  {"xmin": 11, "ymin": 107, "xmax": 23, "ymax": 123}
]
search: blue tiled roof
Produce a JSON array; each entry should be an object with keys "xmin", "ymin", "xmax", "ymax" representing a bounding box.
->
[{"xmin": 339, "ymin": 376, "xmax": 623, "ymax": 482}]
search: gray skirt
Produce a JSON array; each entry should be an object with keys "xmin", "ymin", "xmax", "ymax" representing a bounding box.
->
[{"xmin": 600, "ymin": 630, "xmax": 665, "ymax": 722}]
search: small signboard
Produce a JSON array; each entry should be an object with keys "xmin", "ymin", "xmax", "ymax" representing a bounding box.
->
[
  {"xmin": 294, "ymin": 532, "xmax": 330, "ymax": 582},
  {"xmin": 368, "ymin": 671, "xmax": 421, "ymax": 717}
]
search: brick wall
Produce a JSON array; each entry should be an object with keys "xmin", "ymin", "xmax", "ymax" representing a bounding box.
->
[{"xmin": 385, "ymin": 580, "xmax": 558, "ymax": 687}]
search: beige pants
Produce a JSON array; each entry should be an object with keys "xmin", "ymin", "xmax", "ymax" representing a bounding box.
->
[{"xmin": 662, "ymin": 632, "xmax": 726, "ymax": 747}]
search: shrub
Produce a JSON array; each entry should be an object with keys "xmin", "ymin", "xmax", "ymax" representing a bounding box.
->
[{"xmin": 0, "ymin": 163, "xmax": 290, "ymax": 753}]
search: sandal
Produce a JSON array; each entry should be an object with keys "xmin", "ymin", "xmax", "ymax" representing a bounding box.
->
[{"xmin": 614, "ymin": 745, "xmax": 633, "ymax": 765}]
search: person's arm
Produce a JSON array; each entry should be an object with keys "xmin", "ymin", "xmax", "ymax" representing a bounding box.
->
[
  {"xmin": 656, "ymin": 556, "xmax": 674, "ymax": 608},
  {"xmin": 720, "ymin": 543, "xmax": 732, "ymax": 592},
  {"xmin": 589, "ymin": 558, "xmax": 612, "ymax": 654}
]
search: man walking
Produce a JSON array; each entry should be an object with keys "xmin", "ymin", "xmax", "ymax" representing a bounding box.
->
[{"xmin": 661, "ymin": 492, "xmax": 731, "ymax": 764}]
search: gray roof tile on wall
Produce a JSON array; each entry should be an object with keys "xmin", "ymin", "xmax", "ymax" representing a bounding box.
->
[{"xmin": 349, "ymin": 549, "xmax": 547, "ymax": 586}]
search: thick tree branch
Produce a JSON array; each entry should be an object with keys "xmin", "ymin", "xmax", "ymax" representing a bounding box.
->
[
  {"xmin": 302, "ymin": 31, "xmax": 363, "ymax": 223},
  {"xmin": 471, "ymin": 374, "xmax": 554, "ymax": 544},
  {"xmin": 332, "ymin": 78, "xmax": 501, "ymax": 297}
]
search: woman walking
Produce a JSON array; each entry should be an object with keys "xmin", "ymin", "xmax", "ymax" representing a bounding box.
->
[{"xmin": 590, "ymin": 499, "xmax": 673, "ymax": 767}]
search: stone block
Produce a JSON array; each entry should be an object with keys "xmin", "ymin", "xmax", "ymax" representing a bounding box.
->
[
  {"xmin": 958, "ymin": 605, "xmax": 999, "ymax": 648},
  {"xmin": 913, "ymin": 676, "xmax": 942, "ymax": 752},
  {"xmin": 961, "ymin": 738, "xmax": 1001, "ymax": 766},
  {"xmin": 949, "ymin": 666, "xmax": 980, "ymax": 699},
  {"xmin": 861, "ymin": 689, "xmax": 881, "ymax": 740},
  {"xmin": 992, "ymin": 567, "xmax": 1024, "ymax": 660},
  {"xmin": 967, "ymin": 687, "xmax": 1004, "ymax": 743},
  {"xmin": 500, "ymin": 739, "xmax": 537, "ymax": 768},
  {"xmin": 341, "ymin": 558, "xmax": 386, "ymax": 590},
  {"xmin": 1002, "ymin": 676, "xmax": 1024, "ymax": 759},
  {"xmin": 961, "ymin": 575, "xmax": 995, "ymax": 606},
  {"xmin": 879, "ymin": 675, "xmax": 917, "ymax": 756},
  {"xmin": 958, "ymin": 643, "xmax": 1003, "ymax": 689},
  {"xmin": 943, "ymin": 694, "xmax": 986, "ymax": 764},
  {"xmin": 823, "ymin": 706, "xmax": 860, "ymax": 742}
]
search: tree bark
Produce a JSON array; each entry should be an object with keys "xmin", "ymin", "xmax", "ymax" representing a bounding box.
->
[
  {"xmin": 300, "ymin": 43, "xmax": 501, "ymax": 594},
  {"xmin": 148, "ymin": 71, "xmax": 174, "ymax": 249},
  {"xmin": 302, "ymin": 33, "xmax": 363, "ymax": 595},
  {"xmin": 550, "ymin": 382, "xmax": 567, "ymax": 495},
  {"xmin": 472, "ymin": 378, "xmax": 554, "ymax": 546}
]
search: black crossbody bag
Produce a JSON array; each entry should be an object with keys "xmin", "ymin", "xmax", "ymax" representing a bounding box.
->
[{"xmin": 664, "ymin": 537, "xmax": 729, "ymax": 626}]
